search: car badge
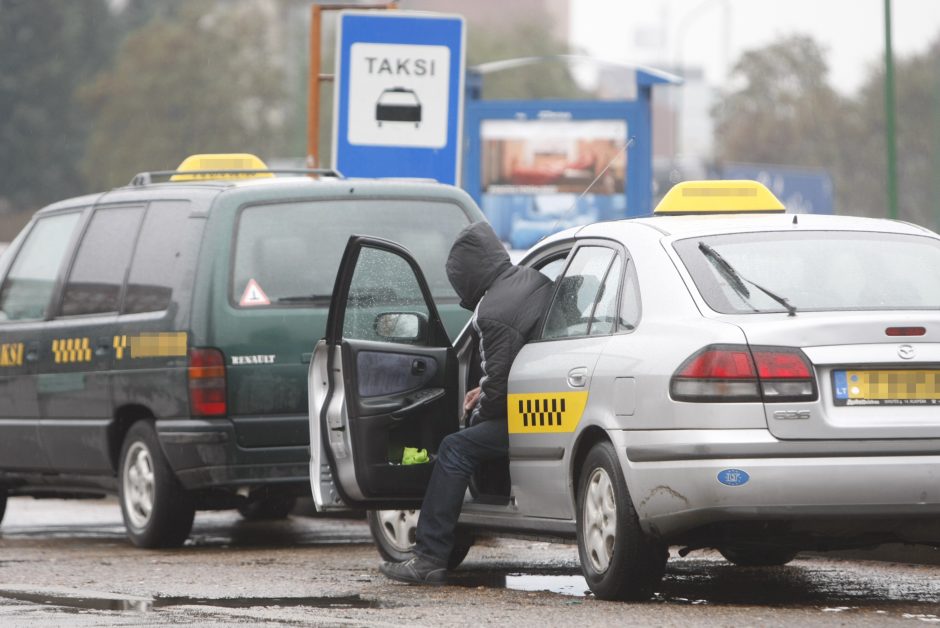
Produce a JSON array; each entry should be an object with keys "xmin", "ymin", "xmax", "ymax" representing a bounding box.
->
[{"xmin": 898, "ymin": 344, "xmax": 916, "ymax": 360}]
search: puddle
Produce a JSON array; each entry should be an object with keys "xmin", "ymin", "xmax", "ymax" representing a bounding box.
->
[
  {"xmin": 448, "ymin": 570, "xmax": 591, "ymax": 597},
  {"xmin": 153, "ymin": 594, "xmax": 382, "ymax": 610},
  {"xmin": 505, "ymin": 574, "xmax": 591, "ymax": 597},
  {"xmin": 0, "ymin": 589, "xmax": 383, "ymax": 612}
]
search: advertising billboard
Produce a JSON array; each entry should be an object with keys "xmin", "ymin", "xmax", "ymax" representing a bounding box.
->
[{"xmin": 479, "ymin": 119, "xmax": 628, "ymax": 249}]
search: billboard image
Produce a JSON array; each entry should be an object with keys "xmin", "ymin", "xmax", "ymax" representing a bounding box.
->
[
  {"xmin": 482, "ymin": 119, "xmax": 627, "ymax": 194},
  {"xmin": 479, "ymin": 119, "xmax": 628, "ymax": 249}
]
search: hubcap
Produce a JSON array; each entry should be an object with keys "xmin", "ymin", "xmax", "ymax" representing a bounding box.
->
[
  {"xmin": 583, "ymin": 467, "xmax": 617, "ymax": 573},
  {"xmin": 122, "ymin": 442, "xmax": 155, "ymax": 530},
  {"xmin": 377, "ymin": 509, "xmax": 418, "ymax": 552}
]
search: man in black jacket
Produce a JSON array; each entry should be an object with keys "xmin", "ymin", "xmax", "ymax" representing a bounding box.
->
[{"xmin": 380, "ymin": 221, "xmax": 555, "ymax": 584}]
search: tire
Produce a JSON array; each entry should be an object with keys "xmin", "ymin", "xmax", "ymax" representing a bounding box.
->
[
  {"xmin": 367, "ymin": 509, "xmax": 474, "ymax": 570},
  {"xmin": 238, "ymin": 495, "xmax": 296, "ymax": 521},
  {"xmin": 119, "ymin": 421, "xmax": 195, "ymax": 548},
  {"xmin": 576, "ymin": 441, "xmax": 667, "ymax": 601},
  {"xmin": 718, "ymin": 546, "xmax": 798, "ymax": 567},
  {"xmin": 0, "ymin": 487, "xmax": 7, "ymax": 526}
]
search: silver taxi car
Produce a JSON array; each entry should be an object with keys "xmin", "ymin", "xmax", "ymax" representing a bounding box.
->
[{"xmin": 308, "ymin": 180, "xmax": 940, "ymax": 601}]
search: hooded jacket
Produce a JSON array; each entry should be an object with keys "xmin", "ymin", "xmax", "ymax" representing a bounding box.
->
[{"xmin": 446, "ymin": 222, "xmax": 554, "ymax": 424}]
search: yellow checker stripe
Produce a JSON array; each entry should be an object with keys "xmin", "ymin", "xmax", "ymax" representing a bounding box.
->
[
  {"xmin": 847, "ymin": 370, "xmax": 940, "ymax": 400},
  {"xmin": 52, "ymin": 338, "xmax": 92, "ymax": 364},
  {"xmin": 507, "ymin": 392, "xmax": 589, "ymax": 434},
  {"xmin": 113, "ymin": 335, "xmax": 128, "ymax": 360},
  {"xmin": 129, "ymin": 332, "xmax": 188, "ymax": 358}
]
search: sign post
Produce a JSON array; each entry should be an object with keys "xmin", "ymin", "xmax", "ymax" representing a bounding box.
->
[{"xmin": 333, "ymin": 11, "xmax": 465, "ymax": 184}]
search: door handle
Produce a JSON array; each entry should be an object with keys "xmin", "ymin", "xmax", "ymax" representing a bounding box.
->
[
  {"xmin": 95, "ymin": 338, "xmax": 112, "ymax": 357},
  {"xmin": 25, "ymin": 345, "xmax": 40, "ymax": 362},
  {"xmin": 567, "ymin": 367, "xmax": 588, "ymax": 388}
]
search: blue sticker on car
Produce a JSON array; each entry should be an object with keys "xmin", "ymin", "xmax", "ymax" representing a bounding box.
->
[
  {"xmin": 717, "ymin": 468, "xmax": 750, "ymax": 486},
  {"xmin": 833, "ymin": 370, "xmax": 848, "ymax": 399}
]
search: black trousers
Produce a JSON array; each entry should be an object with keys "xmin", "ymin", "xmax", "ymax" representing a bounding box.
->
[{"xmin": 413, "ymin": 419, "xmax": 508, "ymax": 565}]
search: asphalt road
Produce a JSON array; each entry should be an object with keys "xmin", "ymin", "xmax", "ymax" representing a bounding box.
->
[{"xmin": 0, "ymin": 497, "xmax": 938, "ymax": 627}]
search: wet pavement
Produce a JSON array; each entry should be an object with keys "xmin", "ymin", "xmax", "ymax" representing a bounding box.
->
[{"xmin": 0, "ymin": 497, "xmax": 938, "ymax": 626}]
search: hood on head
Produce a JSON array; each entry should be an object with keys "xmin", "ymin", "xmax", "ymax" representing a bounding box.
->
[{"xmin": 446, "ymin": 221, "xmax": 512, "ymax": 310}]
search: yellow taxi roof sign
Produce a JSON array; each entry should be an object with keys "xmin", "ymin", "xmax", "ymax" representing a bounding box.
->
[
  {"xmin": 170, "ymin": 153, "xmax": 273, "ymax": 181},
  {"xmin": 654, "ymin": 180, "xmax": 785, "ymax": 215}
]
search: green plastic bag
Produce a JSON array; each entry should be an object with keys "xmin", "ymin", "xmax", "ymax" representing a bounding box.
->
[{"xmin": 402, "ymin": 447, "xmax": 429, "ymax": 465}]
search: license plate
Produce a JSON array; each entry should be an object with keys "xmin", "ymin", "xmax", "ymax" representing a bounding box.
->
[{"xmin": 833, "ymin": 369, "xmax": 940, "ymax": 406}]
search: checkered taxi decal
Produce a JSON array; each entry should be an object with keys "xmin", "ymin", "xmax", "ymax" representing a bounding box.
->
[{"xmin": 507, "ymin": 392, "xmax": 589, "ymax": 434}]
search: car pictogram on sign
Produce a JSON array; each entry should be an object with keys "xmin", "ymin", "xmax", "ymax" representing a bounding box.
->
[{"xmin": 376, "ymin": 87, "xmax": 422, "ymax": 127}]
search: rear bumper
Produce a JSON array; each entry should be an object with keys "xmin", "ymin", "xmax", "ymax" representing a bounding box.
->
[
  {"xmin": 614, "ymin": 429, "xmax": 940, "ymax": 540},
  {"xmin": 156, "ymin": 419, "xmax": 309, "ymax": 491}
]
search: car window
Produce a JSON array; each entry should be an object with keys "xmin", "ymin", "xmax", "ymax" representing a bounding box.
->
[
  {"xmin": 542, "ymin": 246, "xmax": 616, "ymax": 339},
  {"xmin": 675, "ymin": 231, "xmax": 940, "ymax": 314},
  {"xmin": 0, "ymin": 212, "xmax": 82, "ymax": 321},
  {"xmin": 342, "ymin": 246, "xmax": 429, "ymax": 344},
  {"xmin": 588, "ymin": 255, "xmax": 622, "ymax": 335},
  {"xmin": 232, "ymin": 199, "xmax": 471, "ymax": 308},
  {"xmin": 59, "ymin": 207, "xmax": 144, "ymax": 317},
  {"xmin": 619, "ymin": 258, "xmax": 640, "ymax": 330},
  {"xmin": 535, "ymin": 255, "xmax": 568, "ymax": 281},
  {"xmin": 124, "ymin": 201, "xmax": 197, "ymax": 315}
]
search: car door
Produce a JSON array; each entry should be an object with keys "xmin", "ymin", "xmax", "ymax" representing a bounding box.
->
[
  {"xmin": 507, "ymin": 241, "xmax": 625, "ymax": 520},
  {"xmin": 0, "ymin": 210, "xmax": 85, "ymax": 471},
  {"xmin": 310, "ymin": 236, "xmax": 459, "ymax": 510},
  {"xmin": 38, "ymin": 204, "xmax": 145, "ymax": 473}
]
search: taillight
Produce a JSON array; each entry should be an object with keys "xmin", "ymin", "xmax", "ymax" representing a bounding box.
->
[
  {"xmin": 189, "ymin": 347, "xmax": 227, "ymax": 416},
  {"xmin": 671, "ymin": 344, "xmax": 817, "ymax": 403},
  {"xmin": 886, "ymin": 326, "xmax": 926, "ymax": 337}
]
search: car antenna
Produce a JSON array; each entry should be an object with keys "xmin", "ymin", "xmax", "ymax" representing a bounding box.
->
[{"xmin": 539, "ymin": 135, "xmax": 636, "ymax": 243}]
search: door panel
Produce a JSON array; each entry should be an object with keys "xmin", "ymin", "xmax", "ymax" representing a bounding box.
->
[
  {"xmin": 341, "ymin": 339, "xmax": 455, "ymax": 500},
  {"xmin": 313, "ymin": 236, "xmax": 458, "ymax": 510}
]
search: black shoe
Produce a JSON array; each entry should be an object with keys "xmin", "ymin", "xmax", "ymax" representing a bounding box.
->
[{"xmin": 379, "ymin": 556, "xmax": 447, "ymax": 585}]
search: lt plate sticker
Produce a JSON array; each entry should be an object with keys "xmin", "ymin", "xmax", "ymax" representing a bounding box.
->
[{"xmin": 717, "ymin": 469, "xmax": 749, "ymax": 487}]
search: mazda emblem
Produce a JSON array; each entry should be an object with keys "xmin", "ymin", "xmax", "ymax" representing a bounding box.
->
[{"xmin": 898, "ymin": 344, "xmax": 916, "ymax": 360}]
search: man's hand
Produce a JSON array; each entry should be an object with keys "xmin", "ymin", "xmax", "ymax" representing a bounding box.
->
[{"xmin": 464, "ymin": 386, "xmax": 481, "ymax": 413}]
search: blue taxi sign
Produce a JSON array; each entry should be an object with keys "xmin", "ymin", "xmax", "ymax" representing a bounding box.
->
[{"xmin": 332, "ymin": 11, "xmax": 466, "ymax": 185}]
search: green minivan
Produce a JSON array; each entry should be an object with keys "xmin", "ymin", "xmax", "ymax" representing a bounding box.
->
[{"xmin": 0, "ymin": 154, "xmax": 481, "ymax": 547}]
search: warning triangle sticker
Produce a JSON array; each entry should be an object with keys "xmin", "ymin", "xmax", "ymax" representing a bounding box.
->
[{"xmin": 239, "ymin": 279, "xmax": 271, "ymax": 307}]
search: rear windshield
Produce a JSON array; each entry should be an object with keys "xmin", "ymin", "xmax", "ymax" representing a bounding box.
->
[
  {"xmin": 232, "ymin": 199, "xmax": 472, "ymax": 307},
  {"xmin": 674, "ymin": 231, "xmax": 940, "ymax": 314}
]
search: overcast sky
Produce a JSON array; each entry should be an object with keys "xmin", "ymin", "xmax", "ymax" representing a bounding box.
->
[{"xmin": 570, "ymin": 0, "xmax": 940, "ymax": 94}]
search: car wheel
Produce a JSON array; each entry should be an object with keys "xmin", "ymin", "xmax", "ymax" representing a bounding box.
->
[
  {"xmin": 718, "ymin": 546, "xmax": 798, "ymax": 567},
  {"xmin": 0, "ymin": 487, "xmax": 7, "ymax": 526},
  {"xmin": 237, "ymin": 495, "xmax": 296, "ymax": 521},
  {"xmin": 119, "ymin": 421, "xmax": 195, "ymax": 548},
  {"xmin": 367, "ymin": 509, "xmax": 474, "ymax": 569},
  {"xmin": 576, "ymin": 441, "xmax": 666, "ymax": 601}
]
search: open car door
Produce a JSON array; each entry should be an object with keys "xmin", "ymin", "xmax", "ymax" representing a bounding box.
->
[{"xmin": 309, "ymin": 236, "xmax": 459, "ymax": 510}]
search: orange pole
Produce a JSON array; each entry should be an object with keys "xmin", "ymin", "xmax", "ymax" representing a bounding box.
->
[{"xmin": 307, "ymin": 2, "xmax": 399, "ymax": 169}]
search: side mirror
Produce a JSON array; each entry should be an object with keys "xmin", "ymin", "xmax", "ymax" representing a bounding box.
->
[{"xmin": 373, "ymin": 312, "xmax": 427, "ymax": 342}]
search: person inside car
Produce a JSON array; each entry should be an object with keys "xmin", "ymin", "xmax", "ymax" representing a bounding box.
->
[{"xmin": 379, "ymin": 221, "xmax": 555, "ymax": 584}]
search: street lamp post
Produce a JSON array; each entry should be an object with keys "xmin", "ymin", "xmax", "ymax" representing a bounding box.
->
[{"xmin": 884, "ymin": 0, "xmax": 899, "ymax": 220}]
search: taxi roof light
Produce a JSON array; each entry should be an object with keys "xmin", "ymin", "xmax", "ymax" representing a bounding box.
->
[
  {"xmin": 654, "ymin": 180, "xmax": 785, "ymax": 215},
  {"xmin": 170, "ymin": 153, "xmax": 274, "ymax": 181}
]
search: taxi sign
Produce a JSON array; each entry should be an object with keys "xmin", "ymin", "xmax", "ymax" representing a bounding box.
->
[
  {"xmin": 170, "ymin": 153, "xmax": 274, "ymax": 181},
  {"xmin": 654, "ymin": 180, "xmax": 785, "ymax": 215}
]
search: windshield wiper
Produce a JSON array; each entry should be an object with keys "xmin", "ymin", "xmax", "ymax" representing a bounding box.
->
[{"xmin": 698, "ymin": 242, "xmax": 797, "ymax": 316}]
